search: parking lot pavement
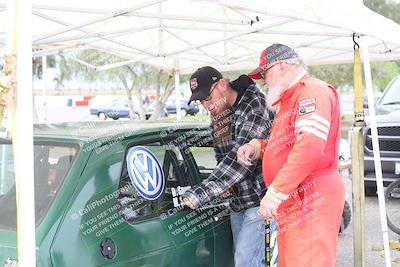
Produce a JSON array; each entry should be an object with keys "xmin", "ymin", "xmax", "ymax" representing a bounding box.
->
[{"xmin": 336, "ymin": 177, "xmax": 400, "ymax": 267}]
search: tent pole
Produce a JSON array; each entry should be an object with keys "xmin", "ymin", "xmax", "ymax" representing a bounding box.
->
[
  {"xmin": 31, "ymin": 4, "xmax": 250, "ymax": 26},
  {"xmin": 42, "ymin": 55, "xmax": 47, "ymax": 123},
  {"xmin": 223, "ymin": 8, "xmax": 228, "ymax": 63},
  {"xmin": 149, "ymin": 24, "xmax": 351, "ymax": 37},
  {"xmin": 34, "ymin": 24, "xmax": 157, "ymax": 45},
  {"xmin": 360, "ymin": 36, "xmax": 392, "ymax": 267},
  {"xmin": 7, "ymin": 0, "xmax": 37, "ymax": 265},
  {"xmin": 165, "ymin": 19, "xmax": 298, "ymax": 57},
  {"xmin": 164, "ymin": 29, "xmax": 222, "ymax": 64},
  {"xmin": 32, "ymin": 4, "xmax": 110, "ymax": 14},
  {"xmin": 211, "ymin": 0, "xmax": 357, "ymax": 34},
  {"xmin": 33, "ymin": 0, "xmax": 167, "ymax": 42},
  {"xmin": 174, "ymin": 59, "xmax": 182, "ymax": 121},
  {"xmin": 0, "ymin": 145, "xmax": 6, "ymax": 195},
  {"xmin": 351, "ymin": 44, "xmax": 366, "ymax": 267},
  {"xmin": 32, "ymin": 11, "xmax": 157, "ymax": 57}
]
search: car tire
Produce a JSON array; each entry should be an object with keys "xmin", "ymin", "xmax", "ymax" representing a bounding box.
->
[
  {"xmin": 385, "ymin": 179, "xmax": 400, "ymax": 235},
  {"xmin": 365, "ymin": 185, "xmax": 377, "ymax": 197},
  {"xmin": 98, "ymin": 112, "xmax": 107, "ymax": 120},
  {"xmin": 339, "ymin": 200, "xmax": 351, "ymax": 234}
]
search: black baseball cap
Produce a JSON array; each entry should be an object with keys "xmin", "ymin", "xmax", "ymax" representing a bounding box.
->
[
  {"xmin": 248, "ymin": 44, "xmax": 299, "ymax": 80},
  {"xmin": 188, "ymin": 66, "xmax": 223, "ymax": 104}
]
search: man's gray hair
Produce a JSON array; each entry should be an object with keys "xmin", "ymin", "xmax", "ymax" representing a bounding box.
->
[{"xmin": 283, "ymin": 57, "xmax": 305, "ymax": 68}]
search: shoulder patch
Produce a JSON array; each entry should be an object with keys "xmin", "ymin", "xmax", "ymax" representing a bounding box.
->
[
  {"xmin": 298, "ymin": 105, "xmax": 316, "ymax": 116},
  {"xmin": 299, "ymin": 98, "xmax": 315, "ymax": 107}
]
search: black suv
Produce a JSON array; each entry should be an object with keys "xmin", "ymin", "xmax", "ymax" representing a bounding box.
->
[{"xmin": 364, "ymin": 75, "xmax": 400, "ymax": 196}]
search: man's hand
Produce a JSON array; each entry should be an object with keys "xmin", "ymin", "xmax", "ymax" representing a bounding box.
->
[
  {"xmin": 237, "ymin": 144, "xmax": 256, "ymax": 166},
  {"xmin": 259, "ymin": 194, "xmax": 280, "ymax": 221},
  {"xmin": 182, "ymin": 197, "xmax": 195, "ymax": 210},
  {"xmin": 222, "ymin": 190, "xmax": 232, "ymax": 199}
]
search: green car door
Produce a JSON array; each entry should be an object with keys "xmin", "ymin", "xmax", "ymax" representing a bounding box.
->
[
  {"xmin": 109, "ymin": 135, "xmax": 217, "ymax": 267},
  {"xmin": 50, "ymin": 131, "xmax": 226, "ymax": 266},
  {"xmin": 184, "ymin": 129, "xmax": 234, "ymax": 267}
]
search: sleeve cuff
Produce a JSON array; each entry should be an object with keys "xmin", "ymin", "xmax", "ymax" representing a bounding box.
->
[
  {"xmin": 265, "ymin": 185, "xmax": 289, "ymax": 204},
  {"xmin": 248, "ymin": 139, "xmax": 261, "ymax": 160},
  {"xmin": 182, "ymin": 189, "xmax": 205, "ymax": 209}
]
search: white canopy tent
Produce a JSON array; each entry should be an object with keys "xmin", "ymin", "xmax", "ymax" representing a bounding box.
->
[
  {"xmin": 2, "ymin": 0, "xmax": 400, "ymax": 73},
  {"xmin": 1, "ymin": 0, "xmax": 400, "ymax": 266}
]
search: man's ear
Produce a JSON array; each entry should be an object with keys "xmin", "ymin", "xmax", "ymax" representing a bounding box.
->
[
  {"xmin": 219, "ymin": 79, "xmax": 228, "ymax": 92},
  {"xmin": 279, "ymin": 62, "xmax": 288, "ymax": 77}
]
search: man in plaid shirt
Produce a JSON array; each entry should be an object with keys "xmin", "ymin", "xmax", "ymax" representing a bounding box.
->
[{"xmin": 182, "ymin": 66, "xmax": 274, "ymax": 267}]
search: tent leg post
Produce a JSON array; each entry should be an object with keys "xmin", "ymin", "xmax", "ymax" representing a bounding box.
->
[
  {"xmin": 352, "ymin": 45, "xmax": 366, "ymax": 267},
  {"xmin": 351, "ymin": 126, "xmax": 366, "ymax": 267},
  {"xmin": 42, "ymin": 55, "xmax": 47, "ymax": 123},
  {"xmin": 360, "ymin": 36, "xmax": 392, "ymax": 267},
  {"xmin": 174, "ymin": 59, "xmax": 181, "ymax": 121},
  {"xmin": 8, "ymin": 0, "xmax": 37, "ymax": 265}
]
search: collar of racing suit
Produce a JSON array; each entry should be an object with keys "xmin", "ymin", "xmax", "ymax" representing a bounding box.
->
[
  {"xmin": 288, "ymin": 70, "xmax": 308, "ymax": 88},
  {"xmin": 272, "ymin": 71, "xmax": 309, "ymax": 107}
]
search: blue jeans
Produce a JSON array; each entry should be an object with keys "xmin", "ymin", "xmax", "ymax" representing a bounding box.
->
[{"xmin": 230, "ymin": 207, "xmax": 277, "ymax": 267}]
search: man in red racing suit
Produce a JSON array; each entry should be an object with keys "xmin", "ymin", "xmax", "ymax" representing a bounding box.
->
[{"xmin": 237, "ymin": 43, "xmax": 345, "ymax": 267}]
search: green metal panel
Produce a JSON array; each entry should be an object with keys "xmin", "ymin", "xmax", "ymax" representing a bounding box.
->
[
  {"xmin": 50, "ymin": 137, "xmax": 125, "ymax": 266},
  {"xmin": 0, "ymin": 231, "xmax": 17, "ymax": 265}
]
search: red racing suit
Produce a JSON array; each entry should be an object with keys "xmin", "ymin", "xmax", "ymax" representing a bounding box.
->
[{"xmin": 258, "ymin": 74, "xmax": 345, "ymax": 267}]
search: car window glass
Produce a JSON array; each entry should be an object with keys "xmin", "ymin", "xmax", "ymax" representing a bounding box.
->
[
  {"xmin": 185, "ymin": 130, "xmax": 217, "ymax": 177},
  {"xmin": 117, "ymin": 141, "xmax": 191, "ymax": 222},
  {"xmin": 381, "ymin": 77, "xmax": 400, "ymax": 105},
  {"xmin": 0, "ymin": 143, "xmax": 77, "ymax": 230},
  {"xmin": 190, "ymin": 147, "xmax": 217, "ymax": 176}
]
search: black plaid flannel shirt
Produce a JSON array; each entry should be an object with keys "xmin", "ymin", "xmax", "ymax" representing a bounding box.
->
[{"xmin": 183, "ymin": 85, "xmax": 274, "ymax": 212}]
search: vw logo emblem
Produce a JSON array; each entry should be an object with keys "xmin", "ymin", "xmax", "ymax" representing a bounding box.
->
[{"xmin": 126, "ymin": 146, "xmax": 165, "ymax": 200}]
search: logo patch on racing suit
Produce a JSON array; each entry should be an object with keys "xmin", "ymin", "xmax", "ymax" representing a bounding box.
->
[
  {"xmin": 298, "ymin": 98, "xmax": 316, "ymax": 116},
  {"xmin": 298, "ymin": 105, "xmax": 316, "ymax": 115},
  {"xmin": 299, "ymin": 98, "xmax": 315, "ymax": 107}
]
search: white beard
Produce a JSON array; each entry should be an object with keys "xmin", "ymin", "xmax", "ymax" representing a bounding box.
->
[{"xmin": 265, "ymin": 85, "xmax": 285, "ymax": 112}]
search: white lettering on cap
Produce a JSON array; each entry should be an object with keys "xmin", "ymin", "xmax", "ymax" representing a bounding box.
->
[{"xmin": 190, "ymin": 78, "xmax": 198, "ymax": 90}]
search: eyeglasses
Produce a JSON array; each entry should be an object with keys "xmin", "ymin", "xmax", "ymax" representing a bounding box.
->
[
  {"xmin": 260, "ymin": 62, "xmax": 281, "ymax": 79},
  {"xmin": 202, "ymin": 80, "xmax": 219, "ymax": 102}
]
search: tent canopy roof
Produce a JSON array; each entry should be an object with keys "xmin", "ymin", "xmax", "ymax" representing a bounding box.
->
[{"xmin": 1, "ymin": 0, "xmax": 400, "ymax": 74}]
